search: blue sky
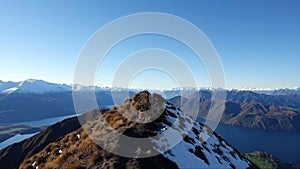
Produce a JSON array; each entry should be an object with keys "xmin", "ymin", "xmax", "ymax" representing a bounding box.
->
[{"xmin": 1, "ymin": 0, "xmax": 300, "ymax": 89}]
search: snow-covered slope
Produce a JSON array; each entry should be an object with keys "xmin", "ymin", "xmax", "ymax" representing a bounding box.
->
[
  {"xmin": 0, "ymin": 81, "xmax": 19, "ymax": 93},
  {"xmin": 153, "ymin": 101, "xmax": 251, "ymax": 168},
  {"xmin": 0, "ymin": 79, "xmax": 71, "ymax": 94},
  {"xmin": 0, "ymin": 79, "xmax": 128, "ymax": 94},
  {"xmin": 17, "ymin": 79, "xmax": 71, "ymax": 93}
]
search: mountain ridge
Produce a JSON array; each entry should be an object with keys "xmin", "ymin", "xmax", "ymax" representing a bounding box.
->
[
  {"xmin": 1, "ymin": 79, "xmax": 300, "ymax": 131},
  {"xmin": 169, "ymin": 96, "xmax": 300, "ymax": 131},
  {"xmin": 1, "ymin": 79, "xmax": 300, "ymax": 95},
  {"xmin": 2, "ymin": 91, "xmax": 257, "ymax": 169},
  {"xmin": 0, "ymin": 109, "xmax": 103, "ymax": 169}
]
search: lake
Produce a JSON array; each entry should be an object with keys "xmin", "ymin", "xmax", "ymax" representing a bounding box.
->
[
  {"xmin": 0, "ymin": 114, "xmax": 79, "ymax": 150},
  {"xmin": 18, "ymin": 114, "xmax": 78, "ymax": 127},
  {"xmin": 0, "ymin": 105, "xmax": 115, "ymax": 150},
  {"xmin": 0, "ymin": 133, "xmax": 38, "ymax": 150},
  {"xmin": 199, "ymin": 118, "xmax": 300, "ymax": 166}
]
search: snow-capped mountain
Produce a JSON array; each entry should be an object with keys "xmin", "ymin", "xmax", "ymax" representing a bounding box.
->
[
  {"xmin": 253, "ymin": 88, "xmax": 300, "ymax": 95},
  {"xmin": 234, "ymin": 87, "xmax": 300, "ymax": 95},
  {"xmin": 16, "ymin": 91, "xmax": 254, "ymax": 169},
  {"xmin": 2, "ymin": 79, "xmax": 300, "ymax": 96},
  {"xmin": 0, "ymin": 79, "xmax": 137, "ymax": 94},
  {"xmin": 0, "ymin": 79, "xmax": 71, "ymax": 94}
]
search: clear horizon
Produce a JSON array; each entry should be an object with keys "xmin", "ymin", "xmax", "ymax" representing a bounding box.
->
[
  {"xmin": 1, "ymin": 78, "xmax": 299, "ymax": 90},
  {"xmin": 1, "ymin": 1, "xmax": 300, "ymax": 89}
]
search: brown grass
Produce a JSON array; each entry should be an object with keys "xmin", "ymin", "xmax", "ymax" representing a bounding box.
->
[{"xmin": 20, "ymin": 91, "xmax": 170, "ymax": 169}]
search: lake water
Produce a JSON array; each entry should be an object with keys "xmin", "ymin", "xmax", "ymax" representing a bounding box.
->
[
  {"xmin": 0, "ymin": 105, "xmax": 115, "ymax": 150},
  {"xmin": 0, "ymin": 133, "xmax": 38, "ymax": 150},
  {"xmin": 199, "ymin": 118, "xmax": 300, "ymax": 166},
  {"xmin": 18, "ymin": 114, "xmax": 78, "ymax": 127},
  {"xmin": 0, "ymin": 114, "xmax": 79, "ymax": 150}
]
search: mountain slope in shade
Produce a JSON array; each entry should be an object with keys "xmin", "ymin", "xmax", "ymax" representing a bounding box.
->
[
  {"xmin": 19, "ymin": 91, "xmax": 255, "ymax": 169},
  {"xmin": 169, "ymin": 96, "xmax": 300, "ymax": 131},
  {"xmin": 185, "ymin": 90, "xmax": 300, "ymax": 110},
  {"xmin": 0, "ymin": 90, "xmax": 137, "ymax": 123},
  {"xmin": 229, "ymin": 102, "xmax": 300, "ymax": 130},
  {"xmin": 0, "ymin": 92, "xmax": 76, "ymax": 123},
  {"xmin": 226, "ymin": 90, "xmax": 300, "ymax": 110}
]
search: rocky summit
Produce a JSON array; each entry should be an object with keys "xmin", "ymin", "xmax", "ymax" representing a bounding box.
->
[{"xmin": 3, "ymin": 91, "xmax": 256, "ymax": 169}]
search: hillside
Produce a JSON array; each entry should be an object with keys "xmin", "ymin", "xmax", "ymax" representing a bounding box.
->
[
  {"xmin": 169, "ymin": 96, "xmax": 300, "ymax": 131},
  {"xmin": 187, "ymin": 90, "xmax": 300, "ymax": 110},
  {"xmin": 0, "ymin": 110, "xmax": 103, "ymax": 169},
  {"xmin": 1, "ymin": 91, "xmax": 257, "ymax": 169},
  {"xmin": 246, "ymin": 151, "xmax": 299, "ymax": 169}
]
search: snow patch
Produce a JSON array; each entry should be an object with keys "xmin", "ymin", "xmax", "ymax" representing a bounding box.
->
[{"xmin": 152, "ymin": 103, "xmax": 250, "ymax": 169}]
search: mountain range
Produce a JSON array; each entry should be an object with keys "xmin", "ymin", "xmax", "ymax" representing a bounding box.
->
[
  {"xmin": 1, "ymin": 79, "xmax": 300, "ymax": 131},
  {"xmin": 239, "ymin": 88, "xmax": 300, "ymax": 96},
  {"xmin": 169, "ymin": 96, "xmax": 300, "ymax": 131},
  {"xmin": 0, "ymin": 79, "xmax": 71, "ymax": 94},
  {"xmin": 1, "ymin": 79, "xmax": 300, "ymax": 96}
]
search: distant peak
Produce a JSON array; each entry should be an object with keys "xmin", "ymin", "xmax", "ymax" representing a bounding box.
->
[
  {"xmin": 23, "ymin": 79, "xmax": 48, "ymax": 83},
  {"xmin": 25, "ymin": 79, "xmax": 37, "ymax": 83}
]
